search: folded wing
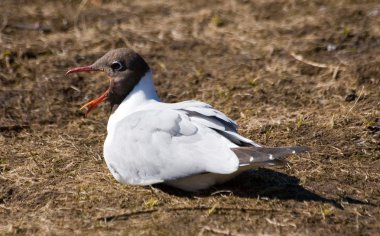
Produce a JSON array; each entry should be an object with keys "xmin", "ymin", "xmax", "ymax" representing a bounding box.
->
[
  {"xmin": 104, "ymin": 100, "xmax": 309, "ymax": 186},
  {"xmin": 104, "ymin": 108, "xmax": 239, "ymax": 185}
]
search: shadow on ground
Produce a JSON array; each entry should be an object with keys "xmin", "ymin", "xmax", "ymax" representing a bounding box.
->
[
  {"xmin": 155, "ymin": 169, "xmax": 373, "ymax": 209},
  {"xmin": 99, "ymin": 168, "xmax": 375, "ymax": 222}
]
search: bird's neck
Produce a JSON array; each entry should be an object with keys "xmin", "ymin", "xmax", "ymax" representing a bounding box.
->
[{"xmin": 110, "ymin": 70, "xmax": 159, "ymax": 118}]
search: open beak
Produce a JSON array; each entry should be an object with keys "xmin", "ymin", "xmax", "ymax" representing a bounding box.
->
[{"xmin": 66, "ymin": 65, "xmax": 110, "ymax": 116}]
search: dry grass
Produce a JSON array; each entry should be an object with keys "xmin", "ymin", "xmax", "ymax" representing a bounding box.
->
[{"xmin": 1, "ymin": 0, "xmax": 379, "ymax": 235}]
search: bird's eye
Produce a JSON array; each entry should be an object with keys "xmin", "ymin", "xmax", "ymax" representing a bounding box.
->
[{"xmin": 110, "ymin": 61, "xmax": 124, "ymax": 71}]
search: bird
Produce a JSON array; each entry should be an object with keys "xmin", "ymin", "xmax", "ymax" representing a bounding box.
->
[{"xmin": 66, "ymin": 48, "xmax": 308, "ymax": 192}]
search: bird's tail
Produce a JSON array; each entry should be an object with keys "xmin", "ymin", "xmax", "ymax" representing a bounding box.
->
[{"xmin": 231, "ymin": 146, "xmax": 309, "ymax": 166}]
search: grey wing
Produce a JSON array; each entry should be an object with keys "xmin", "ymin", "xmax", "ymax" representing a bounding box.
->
[
  {"xmin": 171, "ymin": 100, "xmax": 261, "ymax": 147},
  {"xmin": 103, "ymin": 108, "xmax": 239, "ymax": 185},
  {"xmin": 231, "ymin": 146, "xmax": 310, "ymax": 166},
  {"xmin": 170, "ymin": 101, "xmax": 309, "ymax": 167}
]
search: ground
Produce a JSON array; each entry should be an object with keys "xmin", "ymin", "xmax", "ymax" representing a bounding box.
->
[{"xmin": 0, "ymin": 0, "xmax": 379, "ymax": 235}]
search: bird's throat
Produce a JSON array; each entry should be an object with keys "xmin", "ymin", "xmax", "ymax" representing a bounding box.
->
[{"xmin": 111, "ymin": 70, "xmax": 159, "ymax": 115}]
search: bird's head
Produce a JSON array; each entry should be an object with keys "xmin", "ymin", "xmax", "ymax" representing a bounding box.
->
[{"xmin": 66, "ymin": 48, "xmax": 149, "ymax": 115}]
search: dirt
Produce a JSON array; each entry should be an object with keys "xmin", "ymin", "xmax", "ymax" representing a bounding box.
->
[{"xmin": 0, "ymin": 0, "xmax": 379, "ymax": 235}]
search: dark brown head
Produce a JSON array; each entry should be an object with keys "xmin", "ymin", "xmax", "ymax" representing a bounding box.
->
[{"xmin": 66, "ymin": 48, "xmax": 150, "ymax": 114}]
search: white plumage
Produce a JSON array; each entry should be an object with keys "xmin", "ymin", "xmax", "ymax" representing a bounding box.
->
[
  {"xmin": 67, "ymin": 49, "xmax": 308, "ymax": 192},
  {"xmin": 104, "ymin": 71, "xmax": 243, "ymax": 190},
  {"xmin": 103, "ymin": 70, "xmax": 298, "ymax": 191}
]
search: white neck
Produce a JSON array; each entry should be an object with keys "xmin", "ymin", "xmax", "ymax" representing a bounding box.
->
[{"xmin": 107, "ymin": 70, "xmax": 159, "ymax": 129}]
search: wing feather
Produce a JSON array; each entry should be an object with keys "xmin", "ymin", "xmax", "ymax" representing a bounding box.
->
[
  {"xmin": 170, "ymin": 101, "xmax": 260, "ymax": 147},
  {"xmin": 104, "ymin": 108, "xmax": 239, "ymax": 185},
  {"xmin": 232, "ymin": 146, "xmax": 309, "ymax": 166}
]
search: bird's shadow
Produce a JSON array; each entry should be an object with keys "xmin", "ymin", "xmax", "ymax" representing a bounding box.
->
[
  {"xmin": 154, "ymin": 168, "xmax": 374, "ymax": 209},
  {"xmin": 99, "ymin": 169, "xmax": 376, "ymax": 222}
]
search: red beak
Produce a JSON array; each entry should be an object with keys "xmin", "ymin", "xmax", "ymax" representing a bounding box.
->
[
  {"xmin": 66, "ymin": 65, "xmax": 100, "ymax": 75},
  {"xmin": 66, "ymin": 65, "xmax": 110, "ymax": 116}
]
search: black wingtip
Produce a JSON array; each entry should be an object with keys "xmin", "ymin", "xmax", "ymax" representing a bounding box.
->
[{"xmin": 290, "ymin": 146, "xmax": 310, "ymax": 153}]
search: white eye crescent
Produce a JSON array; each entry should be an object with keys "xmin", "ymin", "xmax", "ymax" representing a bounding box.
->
[{"xmin": 111, "ymin": 61, "xmax": 124, "ymax": 71}]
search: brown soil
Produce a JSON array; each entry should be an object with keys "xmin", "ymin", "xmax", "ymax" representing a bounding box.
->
[{"xmin": 1, "ymin": 0, "xmax": 379, "ymax": 235}]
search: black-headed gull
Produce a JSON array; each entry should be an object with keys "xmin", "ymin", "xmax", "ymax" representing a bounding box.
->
[{"xmin": 66, "ymin": 48, "xmax": 308, "ymax": 191}]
